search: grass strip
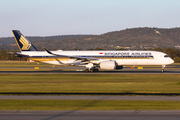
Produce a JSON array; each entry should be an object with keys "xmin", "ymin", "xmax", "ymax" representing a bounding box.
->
[
  {"xmin": 0, "ymin": 61, "xmax": 67, "ymax": 68},
  {"xmin": 0, "ymin": 100, "xmax": 180, "ymax": 110},
  {"xmin": 0, "ymin": 74, "xmax": 180, "ymax": 94}
]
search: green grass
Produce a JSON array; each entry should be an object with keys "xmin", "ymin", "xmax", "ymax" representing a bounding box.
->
[
  {"xmin": 0, "ymin": 74, "xmax": 180, "ymax": 94},
  {"xmin": 0, "ymin": 61, "xmax": 67, "ymax": 68},
  {"xmin": 0, "ymin": 68, "xmax": 64, "ymax": 71},
  {"xmin": 0, "ymin": 100, "xmax": 180, "ymax": 110},
  {"xmin": 0, "ymin": 61, "xmax": 75, "ymax": 71}
]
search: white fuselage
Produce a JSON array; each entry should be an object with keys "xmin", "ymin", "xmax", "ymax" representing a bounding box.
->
[{"xmin": 18, "ymin": 50, "xmax": 174, "ymax": 66}]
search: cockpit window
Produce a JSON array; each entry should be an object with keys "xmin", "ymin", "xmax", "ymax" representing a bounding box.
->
[{"xmin": 164, "ymin": 55, "xmax": 169, "ymax": 58}]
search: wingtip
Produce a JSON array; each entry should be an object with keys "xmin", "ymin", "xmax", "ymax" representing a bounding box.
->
[
  {"xmin": 43, "ymin": 47, "xmax": 46, "ymax": 51},
  {"xmin": 43, "ymin": 47, "xmax": 52, "ymax": 54}
]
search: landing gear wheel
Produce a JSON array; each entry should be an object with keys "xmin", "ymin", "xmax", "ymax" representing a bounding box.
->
[
  {"xmin": 85, "ymin": 69, "xmax": 89, "ymax": 72},
  {"xmin": 90, "ymin": 69, "xmax": 94, "ymax": 72},
  {"xmin": 94, "ymin": 69, "xmax": 99, "ymax": 72},
  {"xmin": 161, "ymin": 69, "xmax": 164, "ymax": 73}
]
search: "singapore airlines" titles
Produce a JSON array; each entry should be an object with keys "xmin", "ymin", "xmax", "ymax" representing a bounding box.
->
[{"xmin": 104, "ymin": 52, "xmax": 152, "ymax": 56}]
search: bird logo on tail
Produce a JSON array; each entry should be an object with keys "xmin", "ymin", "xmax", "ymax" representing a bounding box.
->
[{"xmin": 19, "ymin": 35, "xmax": 31, "ymax": 50}]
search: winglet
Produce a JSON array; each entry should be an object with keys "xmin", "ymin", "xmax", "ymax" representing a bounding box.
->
[
  {"xmin": 43, "ymin": 47, "xmax": 68, "ymax": 58},
  {"xmin": 43, "ymin": 48, "xmax": 53, "ymax": 55},
  {"xmin": 43, "ymin": 47, "xmax": 61, "ymax": 56}
]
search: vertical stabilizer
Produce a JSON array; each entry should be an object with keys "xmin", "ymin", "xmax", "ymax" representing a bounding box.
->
[{"xmin": 12, "ymin": 30, "xmax": 38, "ymax": 51}]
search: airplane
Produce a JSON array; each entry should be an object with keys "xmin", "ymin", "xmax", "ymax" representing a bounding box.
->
[{"xmin": 12, "ymin": 30, "xmax": 174, "ymax": 73}]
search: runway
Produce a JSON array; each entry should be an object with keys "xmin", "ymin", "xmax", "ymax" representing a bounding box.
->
[
  {"xmin": 1, "ymin": 95, "xmax": 180, "ymax": 101},
  {"xmin": 0, "ymin": 69, "xmax": 180, "ymax": 74},
  {"xmin": 0, "ymin": 64, "xmax": 180, "ymax": 74},
  {"xmin": 0, "ymin": 110, "xmax": 180, "ymax": 120}
]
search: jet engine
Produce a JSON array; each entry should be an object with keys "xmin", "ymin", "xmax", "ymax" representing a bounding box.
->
[{"xmin": 99, "ymin": 61, "xmax": 123, "ymax": 70}]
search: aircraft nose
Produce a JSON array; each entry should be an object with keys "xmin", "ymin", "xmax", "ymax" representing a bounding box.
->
[{"xmin": 169, "ymin": 58, "xmax": 174, "ymax": 64}]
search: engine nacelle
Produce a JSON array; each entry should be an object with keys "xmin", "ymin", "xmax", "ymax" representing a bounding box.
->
[{"xmin": 99, "ymin": 61, "xmax": 123, "ymax": 70}]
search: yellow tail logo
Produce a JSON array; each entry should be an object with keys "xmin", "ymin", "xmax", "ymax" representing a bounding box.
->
[{"xmin": 19, "ymin": 36, "xmax": 31, "ymax": 50}]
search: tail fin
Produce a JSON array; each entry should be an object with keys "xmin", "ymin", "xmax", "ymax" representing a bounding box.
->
[{"xmin": 12, "ymin": 30, "xmax": 38, "ymax": 51}]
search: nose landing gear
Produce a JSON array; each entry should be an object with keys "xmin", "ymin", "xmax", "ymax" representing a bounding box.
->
[{"xmin": 162, "ymin": 65, "xmax": 165, "ymax": 73}]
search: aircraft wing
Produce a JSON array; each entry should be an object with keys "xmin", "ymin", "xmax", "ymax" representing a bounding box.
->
[{"xmin": 43, "ymin": 48, "xmax": 99, "ymax": 61}]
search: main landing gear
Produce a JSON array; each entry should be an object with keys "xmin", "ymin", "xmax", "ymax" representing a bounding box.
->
[{"xmin": 85, "ymin": 68, "xmax": 99, "ymax": 72}]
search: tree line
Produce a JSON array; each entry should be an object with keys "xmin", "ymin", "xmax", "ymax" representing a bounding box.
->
[
  {"xmin": 0, "ymin": 48, "xmax": 180, "ymax": 62},
  {"xmin": 0, "ymin": 50, "xmax": 26, "ymax": 61}
]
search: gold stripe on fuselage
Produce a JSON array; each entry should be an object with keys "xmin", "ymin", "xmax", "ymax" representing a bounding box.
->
[{"xmin": 29, "ymin": 57, "xmax": 69, "ymax": 62}]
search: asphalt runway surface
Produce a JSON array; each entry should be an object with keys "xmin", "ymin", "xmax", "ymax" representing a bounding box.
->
[
  {"xmin": 0, "ymin": 65, "xmax": 180, "ymax": 74},
  {"xmin": 1, "ymin": 95, "xmax": 180, "ymax": 101},
  {"xmin": 0, "ymin": 110, "xmax": 180, "ymax": 120},
  {"xmin": 0, "ymin": 69, "xmax": 180, "ymax": 74}
]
